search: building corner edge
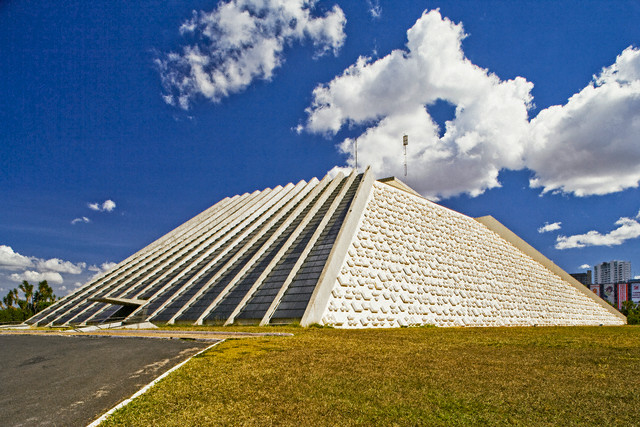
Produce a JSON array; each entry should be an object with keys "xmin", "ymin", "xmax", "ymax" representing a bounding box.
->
[{"xmin": 301, "ymin": 168, "xmax": 374, "ymax": 326}]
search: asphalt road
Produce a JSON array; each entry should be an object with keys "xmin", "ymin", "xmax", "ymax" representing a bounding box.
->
[{"xmin": 0, "ymin": 334, "xmax": 213, "ymax": 426}]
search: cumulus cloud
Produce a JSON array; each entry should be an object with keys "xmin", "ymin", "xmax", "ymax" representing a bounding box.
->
[
  {"xmin": 538, "ymin": 221, "xmax": 562, "ymax": 233},
  {"xmin": 579, "ymin": 264, "xmax": 591, "ymax": 269},
  {"xmin": 556, "ymin": 214, "xmax": 640, "ymax": 249},
  {"xmin": 10, "ymin": 270, "xmax": 64, "ymax": 284},
  {"xmin": 158, "ymin": 0, "xmax": 346, "ymax": 109},
  {"xmin": 100, "ymin": 261, "xmax": 117, "ymax": 271},
  {"xmin": 36, "ymin": 259, "xmax": 85, "ymax": 275},
  {"xmin": 87, "ymin": 262, "xmax": 117, "ymax": 281},
  {"xmin": 0, "ymin": 244, "xmax": 87, "ymax": 295},
  {"xmin": 302, "ymin": 9, "xmax": 533, "ymax": 199},
  {"xmin": 0, "ymin": 246, "xmax": 114, "ymax": 297},
  {"xmin": 527, "ymin": 46, "xmax": 640, "ymax": 196},
  {"xmin": 0, "ymin": 245, "xmax": 35, "ymax": 270},
  {"xmin": 88, "ymin": 200, "xmax": 116, "ymax": 212},
  {"xmin": 301, "ymin": 9, "xmax": 640, "ymax": 199},
  {"xmin": 71, "ymin": 216, "xmax": 90, "ymax": 225},
  {"xmin": 89, "ymin": 262, "xmax": 117, "ymax": 273}
]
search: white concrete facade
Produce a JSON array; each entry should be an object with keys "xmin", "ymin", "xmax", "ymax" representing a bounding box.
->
[{"xmin": 320, "ymin": 181, "xmax": 625, "ymax": 327}]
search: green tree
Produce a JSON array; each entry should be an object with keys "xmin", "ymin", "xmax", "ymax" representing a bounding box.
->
[
  {"xmin": 0, "ymin": 289, "xmax": 24, "ymax": 323},
  {"xmin": 1, "ymin": 293, "xmax": 10, "ymax": 309},
  {"xmin": 621, "ymin": 300, "xmax": 640, "ymax": 325},
  {"xmin": 33, "ymin": 280, "xmax": 56, "ymax": 313},
  {"xmin": 3, "ymin": 288, "xmax": 17, "ymax": 309},
  {"xmin": 19, "ymin": 280, "xmax": 34, "ymax": 312},
  {"xmin": 0, "ymin": 281, "xmax": 58, "ymax": 324}
]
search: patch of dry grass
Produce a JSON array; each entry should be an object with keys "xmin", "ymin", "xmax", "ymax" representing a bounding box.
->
[{"xmin": 103, "ymin": 326, "xmax": 640, "ymax": 426}]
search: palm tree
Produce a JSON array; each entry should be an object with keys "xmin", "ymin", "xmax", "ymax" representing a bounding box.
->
[
  {"xmin": 33, "ymin": 281, "xmax": 56, "ymax": 313},
  {"xmin": 3, "ymin": 289, "xmax": 17, "ymax": 308},
  {"xmin": 2, "ymin": 292, "xmax": 12, "ymax": 309},
  {"xmin": 19, "ymin": 281, "xmax": 34, "ymax": 313},
  {"xmin": 1, "ymin": 282, "xmax": 56, "ymax": 323}
]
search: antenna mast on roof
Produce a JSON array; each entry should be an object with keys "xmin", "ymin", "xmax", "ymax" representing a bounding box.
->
[{"xmin": 402, "ymin": 134, "xmax": 408, "ymax": 177}]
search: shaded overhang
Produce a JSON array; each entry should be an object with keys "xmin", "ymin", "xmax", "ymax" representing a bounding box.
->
[{"xmin": 88, "ymin": 297, "xmax": 147, "ymax": 307}]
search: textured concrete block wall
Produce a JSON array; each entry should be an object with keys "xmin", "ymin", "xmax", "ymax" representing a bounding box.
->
[{"xmin": 322, "ymin": 183, "xmax": 624, "ymax": 328}]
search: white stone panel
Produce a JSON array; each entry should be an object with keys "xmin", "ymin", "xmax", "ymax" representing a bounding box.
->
[{"xmin": 322, "ymin": 182, "xmax": 625, "ymax": 328}]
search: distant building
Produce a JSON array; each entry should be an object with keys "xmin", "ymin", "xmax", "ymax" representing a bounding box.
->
[
  {"xmin": 571, "ymin": 270, "xmax": 592, "ymax": 286},
  {"xmin": 594, "ymin": 261, "xmax": 631, "ymax": 284},
  {"xmin": 589, "ymin": 278, "xmax": 640, "ymax": 311},
  {"xmin": 630, "ymin": 279, "xmax": 640, "ymax": 304}
]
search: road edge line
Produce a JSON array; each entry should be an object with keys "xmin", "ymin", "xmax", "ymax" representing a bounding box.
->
[{"xmin": 87, "ymin": 339, "xmax": 225, "ymax": 426}]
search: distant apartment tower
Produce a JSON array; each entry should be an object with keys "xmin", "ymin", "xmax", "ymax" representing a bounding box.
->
[
  {"xmin": 593, "ymin": 261, "xmax": 631, "ymax": 284},
  {"xmin": 570, "ymin": 270, "xmax": 592, "ymax": 286}
]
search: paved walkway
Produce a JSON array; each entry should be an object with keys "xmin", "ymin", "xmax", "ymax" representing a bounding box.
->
[
  {"xmin": 2, "ymin": 328, "xmax": 293, "ymax": 341},
  {"xmin": 0, "ymin": 334, "xmax": 213, "ymax": 426}
]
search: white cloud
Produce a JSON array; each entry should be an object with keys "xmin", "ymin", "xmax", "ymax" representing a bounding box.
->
[
  {"xmin": 88, "ymin": 200, "xmax": 116, "ymax": 212},
  {"xmin": 0, "ymin": 245, "xmax": 34, "ymax": 270},
  {"xmin": 68, "ymin": 282, "xmax": 85, "ymax": 295},
  {"xmin": 538, "ymin": 221, "xmax": 562, "ymax": 233},
  {"xmin": 300, "ymin": 9, "xmax": 640, "ymax": 199},
  {"xmin": 0, "ymin": 247, "xmax": 118, "ymax": 298},
  {"xmin": 579, "ymin": 264, "xmax": 591, "ymax": 270},
  {"xmin": 71, "ymin": 216, "xmax": 91, "ymax": 225},
  {"xmin": 36, "ymin": 259, "xmax": 85, "ymax": 275},
  {"xmin": 556, "ymin": 215, "xmax": 640, "ymax": 249},
  {"xmin": 88, "ymin": 261, "xmax": 117, "ymax": 276},
  {"xmin": 101, "ymin": 200, "xmax": 116, "ymax": 212},
  {"xmin": 158, "ymin": 0, "xmax": 346, "ymax": 109},
  {"xmin": 367, "ymin": 0, "xmax": 381, "ymax": 18},
  {"xmin": 0, "ymin": 244, "xmax": 87, "ymax": 295},
  {"xmin": 57, "ymin": 282, "xmax": 87, "ymax": 296},
  {"xmin": 100, "ymin": 261, "xmax": 117, "ymax": 271},
  {"xmin": 303, "ymin": 10, "xmax": 533, "ymax": 199},
  {"xmin": 527, "ymin": 46, "xmax": 640, "ymax": 196},
  {"xmin": 9, "ymin": 270, "xmax": 64, "ymax": 285}
]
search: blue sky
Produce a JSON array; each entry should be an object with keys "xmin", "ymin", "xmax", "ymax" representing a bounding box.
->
[{"xmin": 1, "ymin": 0, "xmax": 639, "ymax": 297}]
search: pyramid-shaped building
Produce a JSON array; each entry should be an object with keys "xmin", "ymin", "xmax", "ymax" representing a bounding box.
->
[{"xmin": 28, "ymin": 169, "xmax": 625, "ymax": 328}]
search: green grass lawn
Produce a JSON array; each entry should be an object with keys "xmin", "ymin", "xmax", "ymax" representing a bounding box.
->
[{"xmin": 103, "ymin": 326, "xmax": 640, "ymax": 426}]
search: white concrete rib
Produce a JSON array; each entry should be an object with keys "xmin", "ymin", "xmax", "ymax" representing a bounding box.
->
[
  {"xmin": 82, "ymin": 186, "xmax": 288, "ymax": 324},
  {"xmin": 118, "ymin": 189, "xmax": 273, "ymax": 299},
  {"xmin": 193, "ymin": 173, "xmax": 339, "ymax": 326},
  {"xmin": 63, "ymin": 192, "xmax": 256, "ymax": 325},
  {"xmin": 260, "ymin": 171, "xmax": 357, "ymax": 326},
  {"xmin": 155, "ymin": 179, "xmax": 318, "ymax": 324},
  {"xmin": 52, "ymin": 190, "xmax": 255, "ymax": 326},
  {"xmin": 168, "ymin": 176, "xmax": 329, "ymax": 325},
  {"xmin": 37, "ymin": 193, "xmax": 244, "ymax": 326},
  {"xmin": 302, "ymin": 167, "xmax": 374, "ymax": 326},
  {"xmin": 129, "ymin": 183, "xmax": 302, "ymax": 322}
]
